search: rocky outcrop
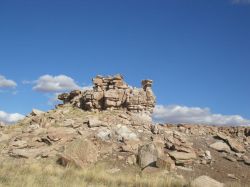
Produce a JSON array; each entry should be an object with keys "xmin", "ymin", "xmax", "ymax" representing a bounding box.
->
[
  {"xmin": 58, "ymin": 75, "xmax": 156, "ymax": 114},
  {"xmin": 0, "ymin": 75, "xmax": 250, "ymax": 186}
]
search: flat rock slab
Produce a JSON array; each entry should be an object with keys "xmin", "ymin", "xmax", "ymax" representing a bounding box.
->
[
  {"xmin": 168, "ymin": 151, "xmax": 196, "ymax": 160},
  {"xmin": 10, "ymin": 148, "xmax": 41, "ymax": 158},
  {"xmin": 209, "ymin": 141, "xmax": 231, "ymax": 153},
  {"xmin": 88, "ymin": 118, "xmax": 107, "ymax": 128},
  {"xmin": 191, "ymin": 175, "xmax": 224, "ymax": 187},
  {"xmin": 217, "ymin": 133, "xmax": 245, "ymax": 153}
]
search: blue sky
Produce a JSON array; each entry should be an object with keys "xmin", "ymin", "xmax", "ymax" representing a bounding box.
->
[{"xmin": 0, "ymin": 0, "xmax": 250, "ymax": 125}]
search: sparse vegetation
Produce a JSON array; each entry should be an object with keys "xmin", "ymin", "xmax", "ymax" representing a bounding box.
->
[{"xmin": 0, "ymin": 160, "xmax": 185, "ymax": 187}]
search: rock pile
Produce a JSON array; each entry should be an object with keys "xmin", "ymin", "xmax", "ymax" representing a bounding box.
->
[{"xmin": 58, "ymin": 75, "xmax": 156, "ymax": 113}]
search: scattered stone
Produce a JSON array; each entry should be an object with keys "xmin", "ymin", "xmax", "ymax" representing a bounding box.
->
[
  {"xmin": 176, "ymin": 166, "xmax": 193, "ymax": 172},
  {"xmin": 30, "ymin": 109, "xmax": 44, "ymax": 116},
  {"xmin": 227, "ymin": 174, "xmax": 239, "ymax": 180},
  {"xmin": 119, "ymin": 114, "xmax": 129, "ymax": 120},
  {"xmin": 57, "ymin": 154, "xmax": 85, "ymax": 169},
  {"xmin": 10, "ymin": 140, "xmax": 27, "ymax": 148},
  {"xmin": 24, "ymin": 124, "xmax": 40, "ymax": 133},
  {"xmin": 205, "ymin": 150, "xmax": 212, "ymax": 160},
  {"xmin": 63, "ymin": 119, "xmax": 75, "ymax": 127},
  {"xmin": 156, "ymin": 155, "xmax": 175, "ymax": 171},
  {"xmin": 96, "ymin": 128, "xmax": 112, "ymax": 141},
  {"xmin": 10, "ymin": 148, "xmax": 41, "ymax": 159},
  {"xmin": 130, "ymin": 113, "xmax": 152, "ymax": 126},
  {"xmin": 151, "ymin": 124, "xmax": 159, "ymax": 134},
  {"xmin": 71, "ymin": 123, "xmax": 81, "ymax": 128},
  {"xmin": 47, "ymin": 135, "xmax": 61, "ymax": 142},
  {"xmin": 88, "ymin": 118, "xmax": 106, "ymax": 128},
  {"xmin": 242, "ymin": 156, "xmax": 250, "ymax": 165},
  {"xmin": 121, "ymin": 140, "xmax": 140, "ymax": 154},
  {"xmin": 223, "ymin": 155, "xmax": 237, "ymax": 162},
  {"xmin": 191, "ymin": 175, "xmax": 224, "ymax": 187},
  {"xmin": 115, "ymin": 124, "xmax": 138, "ymax": 141},
  {"xmin": 40, "ymin": 137, "xmax": 53, "ymax": 145},
  {"xmin": 168, "ymin": 151, "xmax": 196, "ymax": 164},
  {"xmin": 126, "ymin": 154, "xmax": 137, "ymax": 165}
]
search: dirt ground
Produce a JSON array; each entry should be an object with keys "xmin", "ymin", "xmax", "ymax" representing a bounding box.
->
[{"xmin": 176, "ymin": 135, "xmax": 250, "ymax": 186}]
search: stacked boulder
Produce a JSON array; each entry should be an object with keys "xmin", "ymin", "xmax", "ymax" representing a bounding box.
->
[{"xmin": 58, "ymin": 75, "xmax": 156, "ymax": 113}]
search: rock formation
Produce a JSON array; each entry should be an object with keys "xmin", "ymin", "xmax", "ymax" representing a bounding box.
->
[
  {"xmin": 0, "ymin": 75, "xmax": 249, "ymax": 186},
  {"xmin": 58, "ymin": 74, "xmax": 156, "ymax": 114}
]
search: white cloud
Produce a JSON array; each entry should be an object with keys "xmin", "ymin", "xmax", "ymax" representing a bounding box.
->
[
  {"xmin": 0, "ymin": 75, "xmax": 17, "ymax": 88},
  {"xmin": 33, "ymin": 74, "xmax": 82, "ymax": 92},
  {"xmin": 232, "ymin": 0, "xmax": 250, "ymax": 4},
  {"xmin": 153, "ymin": 105, "xmax": 250, "ymax": 126},
  {"xmin": 0, "ymin": 110, "xmax": 25, "ymax": 124}
]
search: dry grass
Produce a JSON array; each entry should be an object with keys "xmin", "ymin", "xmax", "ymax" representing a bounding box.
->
[{"xmin": 0, "ymin": 159, "xmax": 186, "ymax": 187}]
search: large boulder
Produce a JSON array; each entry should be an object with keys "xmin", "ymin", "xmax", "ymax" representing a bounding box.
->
[
  {"xmin": 138, "ymin": 143, "xmax": 158, "ymax": 169},
  {"xmin": 59, "ymin": 139, "xmax": 98, "ymax": 168}
]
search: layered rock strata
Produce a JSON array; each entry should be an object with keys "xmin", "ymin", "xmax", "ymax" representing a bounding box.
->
[{"xmin": 58, "ymin": 75, "xmax": 156, "ymax": 113}]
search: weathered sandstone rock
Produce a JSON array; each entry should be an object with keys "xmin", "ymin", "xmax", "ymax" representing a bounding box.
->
[
  {"xmin": 138, "ymin": 143, "xmax": 158, "ymax": 169},
  {"xmin": 156, "ymin": 155, "xmax": 175, "ymax": 171},
  {"xmin": 58, "ymin": 75, "xmax": 156, "ymax": 114},
  {"xmin": 191, "ymin": 175, "xmax": 224, "ymax": 187},
  {"xmin": 217, "ymin": 133, "xmax": 245, "ymax": 153},
  {"xmin": 209, "ymin": 141, "xmax": 231, "ymax": 153}
]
